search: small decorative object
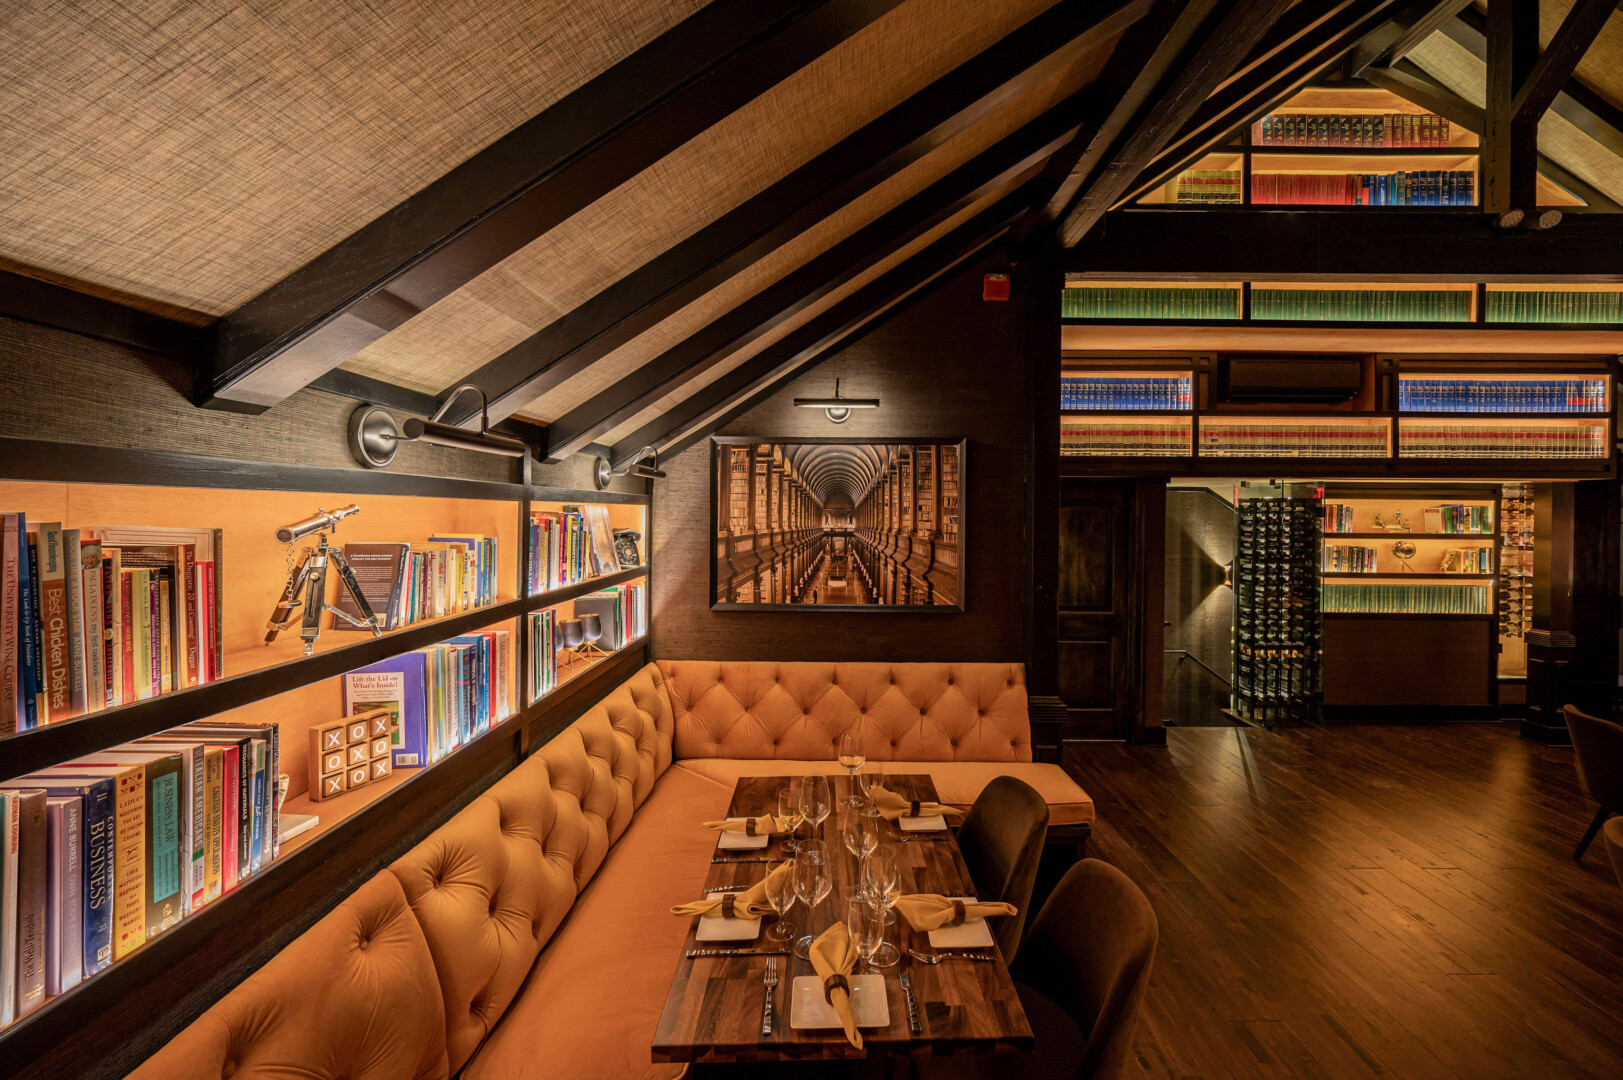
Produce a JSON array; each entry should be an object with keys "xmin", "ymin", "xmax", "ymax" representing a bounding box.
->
[
  {"xmin": 556, "ymin": 618, "xmax": 586, "ymax": 669},
  {"xmin": 308, "ymin": 707, "xmax": 398, "ymax": 802},
  {"xmin": 614, "ymin": 529, "xmax": 643, "ymax": 568},
  {"xmin": 1379, "ymin": 510, "xmax": 1413, "ymax": 532},
  {"xmin": 1392, "ymin": 540, "xmax": 1417, "ymax": 572},
  {"xmin": 1372, "ymin": 511, "xmax": 1384, "ymax": 530},
  {"xmin": 577, "ymin": 613, "xmax": 609, "ymax": 658},
  {"xmin": 265, "ymin": 504, "xmax": 382, "ymax": 655}
]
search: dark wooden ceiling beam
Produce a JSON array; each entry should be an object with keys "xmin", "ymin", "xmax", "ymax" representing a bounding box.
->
[
  {"xmin": 1512, "ymin": 0, "xmax": 1616, "ymax": 126},
  {"xmin": 1484, "ymin": 0, "xmax": 1543, "ymax": 217},
  {"xmin": 1056, "ymin": 0, "xmax": 1297, "ymax": 245},
  {"xmin": 1345, "ymin": 0, "xmax": 1472, "ymax": 74},
  {"xmin": 447, "ymin": 0, "xmax": 1150, "ymax": 433},
  {"xmin": 1013, "ymin": 0, "xmax": 1226, "ymax": 246},
  {"xmin": 1065, "ymin": 208, "xmax": 1623, "ymax": 279},
  {"xmin": 195, "ymin": 0, "xmax": 909, "ymax": 414},
  {"xmin": 0, "ymin": 270, "xmax": 211, "ymax": 361},
  {"xmin": 606, "ymin": 187, "xmax": 1035, "ymax": 468},
  {"xmin": 651, "ymin": 195, "xmax": 1029, "ymax": 465},
  {"xmin": 1126, "ymin": 0, "xmax": 1405, "ymax": 205},
  {"xmin": 536, "ymin": 95, "xmax": 1083, "ymax": 461}
]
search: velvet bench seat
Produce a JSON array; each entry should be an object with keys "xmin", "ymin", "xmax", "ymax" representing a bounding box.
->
[{"xmin": 129, "ymin": 661, "xmax": 1091, "ymax": 1080}]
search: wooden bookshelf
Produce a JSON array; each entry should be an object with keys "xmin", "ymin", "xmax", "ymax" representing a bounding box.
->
[{"xmin": 0, "ymin": 436, "xmax": 653, "ymax": 1078}]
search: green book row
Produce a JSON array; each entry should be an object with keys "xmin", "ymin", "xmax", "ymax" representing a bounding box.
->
[
  {"xmin": 1322, "ymin": 583, "xmax": 1489, "ymax": 614},
  {"xmin": 1485, "ymin": 291, "xmax": 1623, "ymax": 324},
  {"xmin": 1061, "ymin": 287, "xmax": 1239, "ymax": 320},
  {"xmin": 1251, "ymin": 289, "xmax": 1470, "ymax": 323}
]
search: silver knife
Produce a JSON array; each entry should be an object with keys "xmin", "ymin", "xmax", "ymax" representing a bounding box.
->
[
  {"xmin": 899, "ymin": 970, "xmax": 922, "ymax": 1036},
  {"xmin": 712, "ymin": 856, "xmax": 774, "ymax": 863}
]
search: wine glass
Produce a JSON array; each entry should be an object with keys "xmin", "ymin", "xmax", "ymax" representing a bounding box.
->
[
  {"xmin": 777, "ymin": 786, "xmax": 804, "ymax": 854},
  {"xmin": 793, "ymin": 840, "xmax": 831, "ymax": 960},
  {"xmin": 860, "ymin": 766, "xmax": 884, "ymax": 818},
  {"xmin": 847, "ymin": 895, "xmax": 884, "ymax": 974},
  {"xmin": 862, "ymin": 850, "xmax": 901, "ymax": 968},
  {"xmin": 841, "ymin": 805, "xmax": 879, "ymax": 862},
  {"xmin": 764, "ymin": 859, "xmax": 797, "ymax": 944},
  {"xmin": 838, "ymin": 731, "xmax": 866, "ymax": 806},
  {"xmin": 800, "ymin": 775, "xmax": 832, "ymax": 840}
]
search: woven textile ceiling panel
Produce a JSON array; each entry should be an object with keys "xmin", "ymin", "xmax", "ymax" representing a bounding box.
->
[
  {"xmin": 0, "ymin": 0, "xmax": 710, "ymax": 314},
  {"xmin": 337, "ymin": 0, "xmax": 1066, "ymax": 396}
]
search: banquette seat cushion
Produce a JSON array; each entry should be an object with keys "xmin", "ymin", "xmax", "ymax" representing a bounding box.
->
[{"xmin": 658, "ymin": 661, "xmax": 1094, "ymax": 826}]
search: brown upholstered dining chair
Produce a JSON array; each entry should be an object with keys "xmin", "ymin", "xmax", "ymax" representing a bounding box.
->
[
  {"xmin": 955, "ymin": 775, "xmax": 1049, "ymax": 960},
  {"xmin": 917, "ymin": 859, "xmax": 1159, "ymax": 1080},
  {"xmin": 1563, "ymin": 705, "xmax": 1623, "ymax": 860},
  {"xmin": 1605, "ymin": 818, "xmax": 1623, "ymax": 891}
]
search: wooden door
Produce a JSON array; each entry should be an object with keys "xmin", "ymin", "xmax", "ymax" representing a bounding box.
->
[{"xmin": 1057, "ymin": 479, "xmax": 1154, "ymax": 740}]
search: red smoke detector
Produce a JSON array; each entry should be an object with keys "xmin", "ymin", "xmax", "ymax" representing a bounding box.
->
[{"xmin": 983, "ymin": 273, "xmax": 1010, "ymax": 301}]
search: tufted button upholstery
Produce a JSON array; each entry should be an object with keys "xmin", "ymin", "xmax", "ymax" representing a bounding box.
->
[
  {"xmin": 656, "ymin": 661, "xmax": 1032, "ymax": 762},
  {"xmin": 126, "ymin": 873, "xmax": 449, "ymax": 1080}
]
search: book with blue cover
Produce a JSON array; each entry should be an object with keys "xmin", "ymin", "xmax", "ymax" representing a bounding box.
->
[{"xmin": 343, "ymin": 653, "xmax": 430, "ymax": 768}]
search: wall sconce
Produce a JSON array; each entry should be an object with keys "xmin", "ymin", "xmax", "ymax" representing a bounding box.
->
[
  {"xmin": 1222, "ymin": 560, "xmax": 1234, "ymax": 589},
  {"xmin": 793, "ymin": 378, "xmax": 879, "ymax": 424},
  {"xmin": 594, "ymin": 444, "xmax": 666, "ymax": 490},
  {"xmin": 348, "ymin": 384, "xmax": 529, "ymax": 468}
]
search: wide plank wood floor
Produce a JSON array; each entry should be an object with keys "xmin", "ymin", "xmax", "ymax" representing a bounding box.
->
[{"xmin": 1064, "ymin": 723, "xmax": 1623, "ymax": 1080}]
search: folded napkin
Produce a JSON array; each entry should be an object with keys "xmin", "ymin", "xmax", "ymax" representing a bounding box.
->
[
  {"xmin": 809, "ymin": 921, "xmax": 862, "ymax": 1049},
  {"xmin": 867, "ymin": 784, "xmax": 963, "ymax": 822},
  {"xmin": 702, "ymin": 815, "xmax": 790, "ymax": 836},
  {"xmin": 894, "ymin": 893, "xmax": 1017, "ymax": 932},
  {"xmin": 669, "ymin": 860, "xmax": 792, "ymax": 920}
]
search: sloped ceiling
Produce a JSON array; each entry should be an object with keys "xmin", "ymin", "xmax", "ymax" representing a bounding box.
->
[
  {"xmin": 0, "ymin": 0, "xmax": 710, "ymax": 315},
  {"xmin": 1533, "ymin": 0, "xmax": 1623, "ymax": 111}
]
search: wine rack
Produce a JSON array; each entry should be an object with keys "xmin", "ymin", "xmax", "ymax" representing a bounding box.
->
[{"xmin": 1232, "ymin": 482, "xmax": 1323, "ymax": 728}]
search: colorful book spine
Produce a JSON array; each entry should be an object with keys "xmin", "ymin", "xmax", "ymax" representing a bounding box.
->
[{"xmin": 1060, "ymin": 375, "xmax": 1193, "ymax": 410}]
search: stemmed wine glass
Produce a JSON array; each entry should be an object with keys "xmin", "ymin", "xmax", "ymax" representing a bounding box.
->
[
  {"xmin": 847, "ymin": 894, "xmax": 885, "ymax": 974},
  {"xmin": 777, "ymin": 786, "xmax": 805, "ymax": 854},
  {"xmin": 800, "ymin": 775, "xmax": 832, "ymax": 841},
  {"xmin": 837, "ymin": 806, "xmax": 880, "ymax": 901},
  {"xmin": 861, "ymin": 850, "xmax": 901, "ymax": 968},
  {"xmin": 837, "ymin": 731, "xmax": 866, "ymax": 806},
  {"xmin": 793, "ymin": 840, "xmax": 832, "ymax": 960},
  {"xmin": 764, "ymin": 859, "xmax": 797, "ymax": 944}
]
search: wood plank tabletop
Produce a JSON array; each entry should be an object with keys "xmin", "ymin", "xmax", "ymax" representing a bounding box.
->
[{"xmin": 652, "ymin": 773, "xmax": 1034, "ymax": 1065}]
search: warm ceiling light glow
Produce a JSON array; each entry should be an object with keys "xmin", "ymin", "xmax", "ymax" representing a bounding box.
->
[{"xmin": 793, "ymin": 378, "xmax": 879, "ymax": 423}]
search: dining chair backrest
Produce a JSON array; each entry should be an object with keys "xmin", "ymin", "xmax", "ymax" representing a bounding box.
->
[
  {"xmin": 1011, "ymin": 859, "xmax": 1157, "ymax": 1080},
  {"xmin": 1606, "ymin": 817, "xmax": 1623, "ymax": 891},
  {"xmin": 1564, "ymin": 704, "xmax": 1623, "ymax": 809},
  {"xmin": 956, "ymin": 775, "xmax": 1048, "ymax": 959}
]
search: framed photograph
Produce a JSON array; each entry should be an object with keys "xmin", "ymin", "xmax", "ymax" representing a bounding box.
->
[{"xmin": 709, "ymin": 437, "xmax": 965, "ymax": 612}]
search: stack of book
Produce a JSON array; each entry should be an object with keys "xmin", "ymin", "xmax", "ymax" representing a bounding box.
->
[
  {"xmin": 1438, "ymin": 547, "xmax": 1494, "ymax": 573},
  {"xmin": 1252, "ymin": 289, "xmax": 1470, "ymax": 322},
  {"xmin": 1424, "ymin": 505, "xmax": 1494, "ymax": 533},
  {"xmin": 1400, "ymin": 424, "xmax": 1607, "ymax": 459},
  {"xmin": 342, "ymin": 629, "xmax": 513, "ymax": 768},
  {"xmin": 336, "ymin": 535, "xmax": 499, "ymax": 631},
  {"xmin": 1322, "ymin": 503, "xmax": 1355, "ymax": 533},
  {"xmin": 1253, "ymin": 112, "xmax": 1449, "ymax": 147},
  {"xmin": 1061, "ymin": 375, "xmax": 1192, "ymax": 410},
  {"xmin": 1200, "ymin": 424, "xmax": 1388, "ymax": 458},
  {"xmin": 1, "ymin": 518, "xmax": 223, "ymax": 735},
  {"xmin": 1171, "ymin": 170, "xmax": 1242, "ymax": 204},
  {"xmin": 1060, "ymin": 287, "xmax": 1238, "ymax": 320},
  {"xmin": 1486, "ymin": 291, "xmax": 1623, "ymax": 324},
  {"xmin": 1, "ymin": 719, "xmax": 280, "ymax": 1025},
  {"xmin": 1322, "ymin": 545, "xmax": 1378, "ymax": 572},
  {"xmin": 571, "ymin": 582, "xmax": 646, "ymax": 653},
  {"xmin": 1322, "ymin": 583, "xmax": 1488, "ymax": 614},
  {"xmin": 1398, "ymin": 378, "xmax": 1607, "ymax": 413},
  {"xmin": 1059, "ymin": 421, "xmax": 1191, "ymax": 456},
  {"xmin": 528, "ymin": 505, "xmax": 620, "ymax": 593},
  {"xmin": 1252, "ymin": 171, "xmax": 1474, "ymax": 205}
]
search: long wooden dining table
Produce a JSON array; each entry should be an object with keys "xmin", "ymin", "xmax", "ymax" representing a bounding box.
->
[{"xmin": 652, "ymin": 773, "xmax": 1034, "ymax": 1072}]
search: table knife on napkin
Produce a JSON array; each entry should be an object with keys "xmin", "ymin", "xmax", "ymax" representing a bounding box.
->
[{"xmin": 899, "ymin": 968, "xmax": 922, "ymax": 1035}]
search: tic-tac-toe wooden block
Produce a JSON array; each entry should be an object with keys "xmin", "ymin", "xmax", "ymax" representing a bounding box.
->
[
  {"xmin": 308, "ymin": 708, "xmax": 402, "ymax": 802},
  {"xmin": 347, "ymin": 720, "xmax": 370, "ymax": 744},
  {"xmin": 371, "ymin": 757, "xmax": 392, "ymax": 781},
  {"xmin": 320, "ymin": 749, "xmax": 346, "ymax": 774},
  {"xmin": 347, "ymin": 744, "xmax": 369, "ymax": 767},
  {"xmin": 348, "ymin": 765, "xmax": 370, "ymax": 788},
  {"xmin": 369, "ymin": 713, "xmax": 393, "ymax": 738},
  {"xmin": 314, "ymin": 721, "xmax": 347, "ymax": 754},
  {"xmin": 370, "ymin": 736, "xmax": 392, "ymax": 759},
  {"xmin": 319, "ymin": 772, "xmax": 346, "ymax": 800}
]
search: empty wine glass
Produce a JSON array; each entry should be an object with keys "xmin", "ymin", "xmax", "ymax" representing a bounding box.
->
[
  {"xmin": 838, "ymin": 730, "xmax": 866, "ymax": 806},
  {"xmin": 793, "ymin": 840, "xmax": 831, "ymax": 960},
  {"xmin": 801, "ymin": 775, "xmax": 832, "ymax": 839},
  {"xmin": 777, "ymin": 786, "xmax": 804, "ymax": 854},
  {"xmin": 860, "ymin": 766, "xmax": 884, "ymax": 818},
  {"xmin": 847, "ymin": 894, "xmax": 885, "ymax": 974},
  {"xmin": 841, "ymin": 805, "xmax": 879, "ymax": 862},
  {"xmin": 862, "ymin": 850, "xmax": 901, "ymax": 967},
  {"xmin": 764, "ymin": 859, "xmax": 796, "ymax": 943}
]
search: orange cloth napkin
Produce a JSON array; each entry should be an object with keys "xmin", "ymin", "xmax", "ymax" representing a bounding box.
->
[
  {"xmin": 894, "ymin": 893, "xmax": 1017, "ymax": 932},
  {"xmin": 867, "ymin": 784, "xmax": 962, "ymax": 822},
  {"xmin": 669, "ymin": 860, "xmax": 792, "ymax": 920},
  {"xmin": 702, "ymin": 815, "xmax": 790, "ymax": 836},
  {"xmin": 809, "ymin": 921, "xmax": 862, "ymax": 1049}
]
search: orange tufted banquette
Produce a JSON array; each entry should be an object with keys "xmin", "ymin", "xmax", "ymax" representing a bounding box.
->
[
  {"xmin": 129, "ymin": 661, "xmax": 1088, "ymax": 1080},
  {"xmin": 659, "ymin": 661, "xmax": 1094, "ymax": 826}
]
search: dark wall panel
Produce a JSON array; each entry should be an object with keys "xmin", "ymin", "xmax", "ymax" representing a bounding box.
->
[{"xmin": 650, "ymin": 255, "xmax": 1034, "ymax": 661}]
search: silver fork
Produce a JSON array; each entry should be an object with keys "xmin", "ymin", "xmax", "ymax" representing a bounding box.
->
[
  {"xmin": 907, "ymin": 949, "xmax": 994, "ymax": 964},
  {"xmin": 760, "ymin": 958, "xmax": 779, "ymax": 1037}
]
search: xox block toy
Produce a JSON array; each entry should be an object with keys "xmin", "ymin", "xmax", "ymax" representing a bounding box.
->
[{"xmin": 308, "ymin": 707, "xmax": 400, "ymax": 803}]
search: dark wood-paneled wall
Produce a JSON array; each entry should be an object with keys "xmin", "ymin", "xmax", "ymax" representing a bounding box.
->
[{"xmin": 650, "ymin": 254, "xmax": 1034, "ymax": 662}]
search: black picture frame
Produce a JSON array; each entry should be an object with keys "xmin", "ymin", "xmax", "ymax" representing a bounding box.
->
[{"xmin": 709, "ymin": 436, "xmax": 966, "ymax": 613}]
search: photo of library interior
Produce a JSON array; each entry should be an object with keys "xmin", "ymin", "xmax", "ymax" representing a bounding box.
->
[{"xmin": 3, "ymin": 2, "xmax": 1623, "ymax": 1079}]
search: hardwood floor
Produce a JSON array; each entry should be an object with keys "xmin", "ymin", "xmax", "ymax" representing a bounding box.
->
[{"xmin": 1063, "ymin": 723, "xmax": 1623, "ymax": 1080}]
